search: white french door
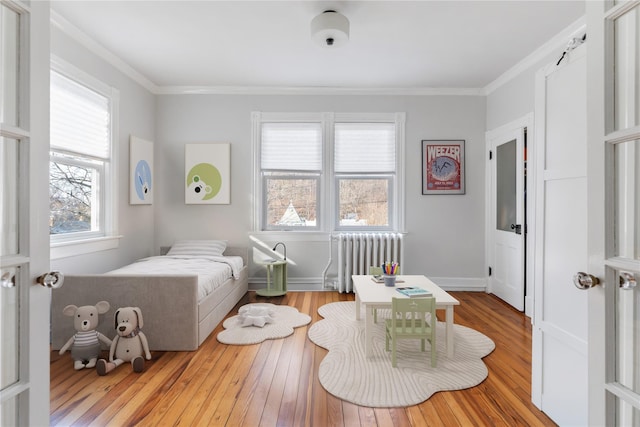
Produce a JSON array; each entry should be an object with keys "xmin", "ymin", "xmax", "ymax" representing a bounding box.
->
[
  {"xmin": 0, "ymin": 1, "xmax": 50, "ymax": 425},
  {"xmin": 587, "ymin": 1, "xmax": 640, "ymax": 425}
]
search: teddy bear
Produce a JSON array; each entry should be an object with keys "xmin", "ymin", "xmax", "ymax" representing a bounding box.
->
[
  {"xmin": 97, "ymin": 306, "xmax": 151, "ymax": 376},
  {"xmin": 59, "ymin": 301, "xmax": 112, "ymax": 370}
]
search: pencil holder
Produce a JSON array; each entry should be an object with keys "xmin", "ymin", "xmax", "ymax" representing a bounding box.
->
[{"xmin": 383, "ymin": 275, "xmax": 396, "ymax": 287}]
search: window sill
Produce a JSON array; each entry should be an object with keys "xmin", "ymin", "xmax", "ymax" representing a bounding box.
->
[
  {"xmin": 51, "ymin": 235, "xmax": 122, "ymax": 260},
  {"xmin": 249, "ymin": 231, "xmax": 330, "ymax": 242}
]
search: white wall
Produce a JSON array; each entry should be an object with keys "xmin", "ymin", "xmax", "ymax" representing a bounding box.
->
[
  {"xmin": 50, "ymin": 27, "xmax": 157, "ymax": 274},
  {"xmin": 156, "ymin": 94, "xmax": 487, "ymax": 289}
]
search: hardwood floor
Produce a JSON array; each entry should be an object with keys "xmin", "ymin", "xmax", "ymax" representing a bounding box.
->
[{"xmin": 50, "ymin": 291, "xmax": 556, "ymax": 426}]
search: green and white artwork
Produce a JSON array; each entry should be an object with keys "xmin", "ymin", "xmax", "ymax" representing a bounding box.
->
[{"xmin": 185, "ymin": 143, "xmax": 230, "ymax": 204}]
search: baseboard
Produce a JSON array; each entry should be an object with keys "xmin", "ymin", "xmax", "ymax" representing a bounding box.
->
[
  {"xmin": 427, "ymin": 277, "xmax": 487, "ymax": 292},
  {"xmin": 249, "ymin": 276, "xmax": 487, "ymax": 292}
]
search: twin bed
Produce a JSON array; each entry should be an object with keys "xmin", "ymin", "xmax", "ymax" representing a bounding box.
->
[{"xmin": 51, "ymin": 240, "xmax": 249, "ymax": 352}]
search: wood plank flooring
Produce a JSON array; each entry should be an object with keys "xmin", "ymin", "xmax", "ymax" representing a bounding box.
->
[{"xmin": 50, "ymin": 291, "xmax": 556, "ymax": 426}]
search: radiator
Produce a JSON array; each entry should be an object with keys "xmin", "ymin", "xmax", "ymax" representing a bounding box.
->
[{"xmin": 336, "ymin": 233, "xmax": 404, "ymax": 293}]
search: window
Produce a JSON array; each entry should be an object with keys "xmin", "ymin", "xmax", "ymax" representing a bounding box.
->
[
  {"xmin": 253, "ymin": 112, "xmax": 405, "ymax": 232},
  {"xmin": 50, "ymin": 58, "xmax": 119, "ymax": 252}
]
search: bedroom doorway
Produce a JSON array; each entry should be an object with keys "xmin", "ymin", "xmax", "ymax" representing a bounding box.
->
[{"xmin": 486, "ymin": 115, "xmax": 531, "ymax": 313}]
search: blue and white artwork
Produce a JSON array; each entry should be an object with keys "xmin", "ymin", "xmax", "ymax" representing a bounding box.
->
[{"xmin": 130, "ymin": 136, "xmax": 154, "ymax": 204}]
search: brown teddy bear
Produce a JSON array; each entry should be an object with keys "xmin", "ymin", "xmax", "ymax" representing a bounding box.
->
[
  {"xmin": 97, "ymin": 306, "xmax": 151, "ymax": 375},
  {"xmin": 59, "ymin": 301, "xmax": 112, "ymax": 370}
]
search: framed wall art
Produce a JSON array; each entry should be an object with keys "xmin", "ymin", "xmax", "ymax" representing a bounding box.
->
[
  {"xmin": 185, "ymin": 143, "xmax": 230, "ymax": 204},
  {"xmin": 422, "ymin": 140, "xmax": 465, "ymax": 195},
  {"xmin": 130, "ymin": 136, "xmax": 154, "ymax": 204}
]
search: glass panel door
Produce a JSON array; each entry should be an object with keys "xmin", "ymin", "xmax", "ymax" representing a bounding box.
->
[
  {"xmin": 0, "ymin": 2, "xmax": 30, "ymax": 424},
  {"xmin": 604, "ymin": 2, "xmax": 640, "ymax": 425}
]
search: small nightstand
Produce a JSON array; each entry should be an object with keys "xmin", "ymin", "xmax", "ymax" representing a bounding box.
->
[{"xmin": 256, "ymin": 259, "xmax": 287, "ymax": 297}]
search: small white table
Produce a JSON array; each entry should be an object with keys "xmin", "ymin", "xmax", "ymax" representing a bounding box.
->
[{"xmin": 352, "ymin": 275, "xmax": 460, "ymax": 358}]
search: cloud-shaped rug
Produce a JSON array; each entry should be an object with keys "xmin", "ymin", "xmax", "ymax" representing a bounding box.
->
[
  {"xmin": 307, "ymin": 301, "xmax": 495, "ymax": 407},
  {"xmin": 217, "ymin": 303, "xmax": 311, "ymax": 345}
]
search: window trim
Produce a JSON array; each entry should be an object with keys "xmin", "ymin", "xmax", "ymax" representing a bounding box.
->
[
  {"xmin": 252, "ymin": 111, "xmax": 405, "ymax": 233},
  {"xmin": 49, "ymin": 55, "xmax": 119, "ymax": 257}
]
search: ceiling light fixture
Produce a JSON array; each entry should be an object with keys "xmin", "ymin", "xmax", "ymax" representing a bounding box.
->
[{"xmin": 311, "ymin": 10, "xmax": 349, "ymax": 48}]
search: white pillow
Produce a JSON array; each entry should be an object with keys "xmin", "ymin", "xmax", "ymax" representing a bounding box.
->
[{"xmin": 166, "ymin": 240, "xmax": 227, "ymax": 257}]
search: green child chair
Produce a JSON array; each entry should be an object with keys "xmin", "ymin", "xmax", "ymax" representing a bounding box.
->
[
  {"xmin": 385, "ymin": 296, "xmax": 437, "ymax": 368},
  {"xmin": 368, "ymin": 265, "xmax": 400, "ymax": 323},
  {"xmin": 368, "ymin": 266, "xmax": 383, "ymax": 323}
]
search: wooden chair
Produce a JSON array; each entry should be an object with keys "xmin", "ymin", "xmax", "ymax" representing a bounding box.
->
[{"xmin": 385, "ymin": 297, "xmax": 437, "ymax": 368}]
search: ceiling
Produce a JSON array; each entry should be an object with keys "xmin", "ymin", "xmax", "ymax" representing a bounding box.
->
[{"xmin": 50, "ymin": 1, "xmax": 585, "ymax": 92}]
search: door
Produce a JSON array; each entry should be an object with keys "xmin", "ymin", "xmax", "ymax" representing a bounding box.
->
[
  {"xmin": 488, "ymin": 124, "xmax": 526, "ymax": 311},
  {"xmin": 531, "ymin": 44, "xmax": 588, "ymax": 425},
  {"xmin": 587, "ymin": 2, "xmax": 640, "ymax": 425},
  {"xmin": 0, "ymin": 2, "xmax": 50, "ymax": 425}
]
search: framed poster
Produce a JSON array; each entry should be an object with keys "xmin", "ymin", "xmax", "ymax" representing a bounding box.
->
[
  {"xmin": 422, "ymin": 140, "xmax": 465, "ymax": 195},
  {"xmin": 185, "ymin": 143, "xmax": 230, "ymax": 204},
  {"xmin": 130, "ymin": 136, "xmax": 154, "ymax": 204}
]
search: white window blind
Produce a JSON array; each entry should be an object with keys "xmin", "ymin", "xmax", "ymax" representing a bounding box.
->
[
  {"xmin": 50, "ymin": 70, "xmax": 110, "ymax": 159},
  {"xmin": 334, "ymin": 123, "xmax": 396, "ymax": 173},
  {"xmin": 261, "ymin": 122, "xmax": 322, "ymax": 171}
]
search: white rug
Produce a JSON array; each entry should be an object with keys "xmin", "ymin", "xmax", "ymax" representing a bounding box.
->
[
  {"xmin": 217, "ymin": 303, "xmax": 311, "ymax": 345},
  {"xmin": 307, "ymin": 301, "xmax": 495, "ymax": 407}
]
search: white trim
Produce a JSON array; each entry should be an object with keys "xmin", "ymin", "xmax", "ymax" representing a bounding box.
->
[
  {"xmin": 483, "ymin": 17, "xmax": 586, "ymax": 95},
  {"xmin": 252, "ymin": 112, "xmax": 405, "ymax": 233},
  {"xmin": 485, "ymin": 113, "xmax": 534, "ymax": 315},
  {"xmin": 50, "ymin": 235, "xmax": 122, "ymax": 260},
  {"xmin": 48, "ymin": 57, "xmax": 120, "ymax": 250},
  {"xmin": 157, "ymin": 85, "xmax": 484, "ymax": 96},
  {"xmin": 50, "ymin": 10, "xmax": 158, "ymax": 94}
]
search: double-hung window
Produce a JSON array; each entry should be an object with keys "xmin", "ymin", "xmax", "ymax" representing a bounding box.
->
[
  {"xmin": 254, "ymin": 112, "xmax": 405, "ymax": 232},
  {"xmin": 49, "ymin": 58, "xmax": 119, "ymax": 254},
  {"xmin": 260, "ymin": 120, "xmax": 322, "ymax": 230}
]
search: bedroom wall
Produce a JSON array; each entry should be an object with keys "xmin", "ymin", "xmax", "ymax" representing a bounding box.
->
[
  {"xmin": 49, "ymin": 27, "xmax": 157, "ymax": 274},
  {"xmin": 155, "ymin": 94, "xmax": 487, "ymax": 290}
]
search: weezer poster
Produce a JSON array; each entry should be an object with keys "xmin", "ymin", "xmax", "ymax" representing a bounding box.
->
[{"xmin": 422, "ymin": 140, "xmax": 465, "ymax": 195}]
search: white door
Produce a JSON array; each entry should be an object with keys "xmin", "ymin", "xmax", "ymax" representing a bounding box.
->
[
  {"xmin": 531, "ymin": 44, "xmax": 589, "ymax": 425},
  {"xmin": 587, "ymin": 2, "xmax": 640, "ymax": 425},
  {"xmin": 0, "ymin": 2, "xmax": 50, "ymax": 425},
  {"xmin": 488, "ymin": 124, "xmax": 526, "ymax": 311}
]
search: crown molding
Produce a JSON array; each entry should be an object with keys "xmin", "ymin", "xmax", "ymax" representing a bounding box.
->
[
  {"xmin": 155, "ymin": 85, "xmax": 484, "ymax": 96},
  {"xmin": 50, "ymin": 10, "xmax": 159, "ymax": 94},
  {"xmin": 482, "ymin": 16, "xmax": 586, "ymax": 96}
]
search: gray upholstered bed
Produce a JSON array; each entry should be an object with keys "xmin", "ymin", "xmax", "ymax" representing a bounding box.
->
[{"xmin": 50, "ymin": 245, "xmax": 248, "ymax": 352}]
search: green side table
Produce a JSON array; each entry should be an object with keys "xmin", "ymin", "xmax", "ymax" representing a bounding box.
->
[{"xmin": 256, "ymin": 260, "xmax": 287, "ymax": 297}]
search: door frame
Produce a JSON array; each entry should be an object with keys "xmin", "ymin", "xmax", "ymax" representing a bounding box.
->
[{"xmin": 485, "ymin": 113, "xmax": 534, "ymax": 317}]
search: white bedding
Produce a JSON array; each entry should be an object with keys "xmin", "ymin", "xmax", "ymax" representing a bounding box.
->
[{"xmin": 107, "ymin": 255, "xmax": 244, "ymax": 301}]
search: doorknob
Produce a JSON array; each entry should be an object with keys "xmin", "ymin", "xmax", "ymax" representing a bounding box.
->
[
  {"xmin": 36, "ymin": 271, "xmax": 64, "ymax": 289},
  {"xmin": 620, "ymin": 272, "xmax": 637, "ymax": 290},
  {"xmin": 573, "ymin": 272, "xmax": 600, "ymax": 290},
  {"xmin": 510, "ymin": 224, "xmax": 522, "ymax": 235},
  {"xmin": 1, "ymin": 270, "xmax": 16, "ymax": 288}
]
